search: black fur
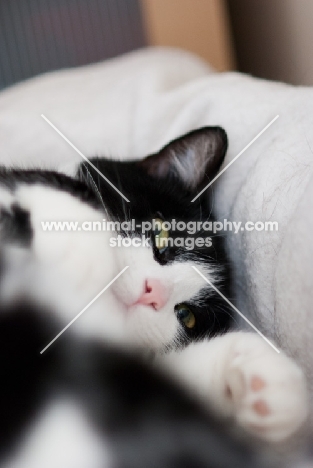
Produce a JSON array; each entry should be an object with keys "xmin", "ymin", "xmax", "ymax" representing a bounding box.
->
[
  {"xmin": 77, "ymin": 128, "xmax": 232, "ymax": 342},
  {"xmin": 0, "ymin": 167, "xmax": 99, "ymax": 208},
  {"xmin": 0, "ymin": 127, "xmax": 233, "ymax": 344},
  {"xmin": 0, "ymin": 301, "xmax": 266, "ymax": 468},
  {"xmin": 0, "ymin": 203, "xmax": 33, "ymax": 247},
  {"xmin": 0, "ymin": 128, "xmax": 254, "ymax": 467}
]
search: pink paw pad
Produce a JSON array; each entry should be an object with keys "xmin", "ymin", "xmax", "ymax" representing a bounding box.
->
[
  {"xmin": 251, "ymin": 375, "xmax": 266, "ymax": 392},
  {"xmin": 252, "ymin": 399, "xmax": 270, "ymax": 416}
]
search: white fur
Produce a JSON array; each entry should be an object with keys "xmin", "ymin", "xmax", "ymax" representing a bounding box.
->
[
  {"xmin": 0, "ymin": 398, "xmax": 111, "ymax": 468},
  {"xmin": 1, "ymin": 183, "xmax": 214, "ymax": 350},
  {"xmin": 159, "ymin": 332, "xmax": 308, "ymax": 442}
]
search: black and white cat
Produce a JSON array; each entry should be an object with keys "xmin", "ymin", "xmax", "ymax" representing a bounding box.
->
[{"xmin": 0, "ymin": 127, "xmax": 307, "ymax": 467}]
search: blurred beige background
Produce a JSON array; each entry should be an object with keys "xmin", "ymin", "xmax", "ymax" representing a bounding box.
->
[
  {"xmin": 1, "ymin": 0, "xmax": 313, "ymax": 88},
  {"xmin": 228, "ymin": 0, "xmax": 313, "ymax": 86},
  {"xmin": 141, "ymin": 0, "xmax": 313, "ymax": 86},
  {"xmin": 140, "ymin": 0, "xmax": 235, "ymax": 71}
]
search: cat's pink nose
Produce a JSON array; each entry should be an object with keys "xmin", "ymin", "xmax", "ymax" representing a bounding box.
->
[{"xmin": 137, "ymin": 279, "xmax": 169, "ymax": 310}]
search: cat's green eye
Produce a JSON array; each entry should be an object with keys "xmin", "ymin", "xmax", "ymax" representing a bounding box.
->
[
  {"xmin": 154, "ymin": 217, "xmax": 169, "ymax": 250},
  {"xmin": 175, "ymin": 304, "xmax": 196, "ymax": 329}
]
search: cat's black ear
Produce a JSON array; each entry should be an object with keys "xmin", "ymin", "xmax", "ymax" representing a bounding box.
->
[{"xmin": 139, "ymin": 127, "xmax": 228, "ymax": 191}]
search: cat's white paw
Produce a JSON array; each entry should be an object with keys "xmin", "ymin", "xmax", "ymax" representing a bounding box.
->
[{"xmin": 224, "ymin": 335, "xmax": 308, "ymax": 442}]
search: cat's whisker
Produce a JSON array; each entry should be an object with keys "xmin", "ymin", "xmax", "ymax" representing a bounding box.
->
[
  {"xmin": 82, "ymin": 163, "xmax": 108, "ymax": 216},
  {"xmin": 115, "ymin": 165, "xmax": 131, "ymax": 230}
]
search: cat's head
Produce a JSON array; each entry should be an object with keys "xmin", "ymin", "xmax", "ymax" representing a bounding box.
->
[{"xmin": 79, "ymin": 127, "xmax": 232, "ymax": 351}]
